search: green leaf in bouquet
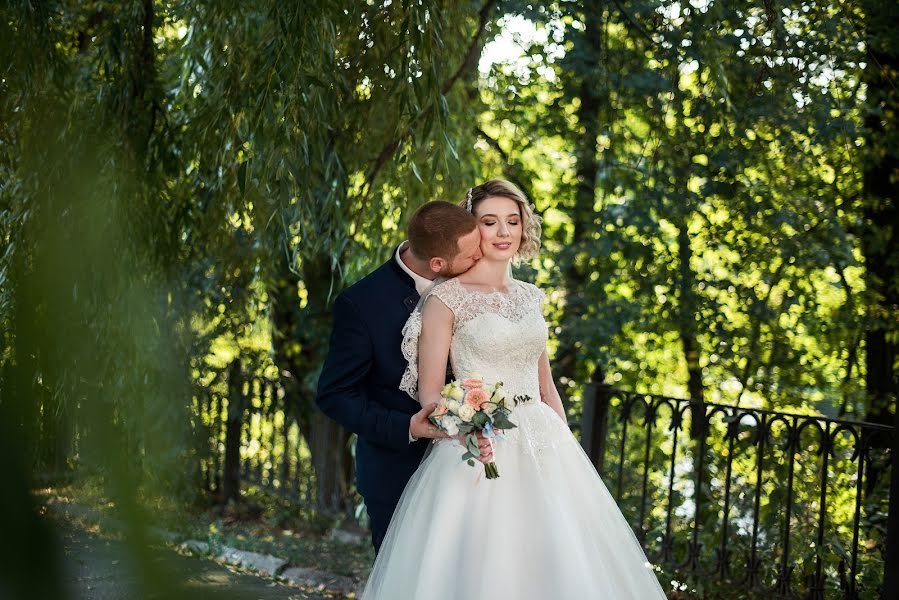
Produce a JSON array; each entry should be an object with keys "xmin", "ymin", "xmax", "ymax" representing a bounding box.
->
[
  {"xmin": 491, "ymin": 414, "xmax": 518, "ymax": 430},
  {"xmin": 472, "ymin": 412, "xmax": 488, "ymax": 427},
  {"xmin": 467, "ymin": 459, "xmax": 475, "ymax": 467},
  {"xmin": 466, "ymin": 435, "xmax": 479, "ymax": 457},
  {"xmin": 457, "ymin": 424, "xmax": 475, "ymax": 435}
]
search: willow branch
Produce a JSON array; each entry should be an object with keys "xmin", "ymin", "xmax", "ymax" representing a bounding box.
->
[
  {"xmin": 357, "ymin": 0, "xmax": 497, "ymax": 210},
  {"xmin": 474, "ymin": 126, "xmax": 535, "ymax": 203}
]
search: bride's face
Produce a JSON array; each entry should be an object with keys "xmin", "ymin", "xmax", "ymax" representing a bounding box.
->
[{"xmin": 474, "ymin": 196, "xmax": 522, "ymax": 261}]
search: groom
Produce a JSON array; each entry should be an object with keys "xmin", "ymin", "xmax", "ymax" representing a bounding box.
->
[{"xmin": 316, "ymin": 200, "xmax": 484, "ymax": 553}]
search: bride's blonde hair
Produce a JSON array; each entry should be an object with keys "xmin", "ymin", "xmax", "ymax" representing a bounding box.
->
[{"xmin": 461, "ymin": 180, "xmax": 542, "ymax": 263}]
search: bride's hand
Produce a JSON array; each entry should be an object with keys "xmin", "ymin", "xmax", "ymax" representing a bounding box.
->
[
  {"xmin": 475, "ymin": 431, "xmax": 494, "ymax": 463},
  {"xmin": 410, "ymin": 403, "xmax": 450, "ymax": 440},
  {"xmin": 449, "ymin": 431, "xmax": 493, "ymax": 462}
]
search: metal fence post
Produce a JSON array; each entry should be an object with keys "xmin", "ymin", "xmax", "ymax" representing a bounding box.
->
[
  {"xmin": 580, "ymin": 365, "xmax": 610, "ymax": 475},
  {"xmin": 222, "ymin": 360, "xmax": 245, "ymax": 503},
  {"xmin": 883, "ymin": 403, "xmax": 898, "ymax": 600}
]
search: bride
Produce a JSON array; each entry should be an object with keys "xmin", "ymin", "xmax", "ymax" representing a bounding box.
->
[{"xmin": 362, "ymin": 180, "xmax": 668, "ymax": 599}]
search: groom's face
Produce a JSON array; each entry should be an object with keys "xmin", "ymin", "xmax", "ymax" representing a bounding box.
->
[{"xmin": 441, "ymin": 228, "xmax": 482, "ymax": 277}]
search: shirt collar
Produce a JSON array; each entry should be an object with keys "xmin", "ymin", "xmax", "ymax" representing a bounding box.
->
[{"xmin": 395, "ymin": 241, "xmax": 435, "ymax": 295}]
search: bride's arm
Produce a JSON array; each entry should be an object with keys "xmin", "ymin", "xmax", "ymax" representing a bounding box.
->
[
  {"xmin": 418, "ymin": 297, "xmax": 493, "ymax": 461},
  {"xmin": 417, "ymin": 297, "xmax": 454, "ymax": 408},
  {"xmin": 538, "ymin": 350, "xmax": 568, "ymax": 424}
]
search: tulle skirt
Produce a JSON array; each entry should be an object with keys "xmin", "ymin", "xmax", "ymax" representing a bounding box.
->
[{"xmin": 362, "ymin": 401, "xmax": 668, "ymax": 599}]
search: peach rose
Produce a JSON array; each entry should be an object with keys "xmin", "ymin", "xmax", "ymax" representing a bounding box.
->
[
  {"xmin": 432, "ymin": 399, "xmax": 449, "ymax": 418},
  {"xmin": 462, "ymin": 378, "xmax": 484, "ymax": 389}
]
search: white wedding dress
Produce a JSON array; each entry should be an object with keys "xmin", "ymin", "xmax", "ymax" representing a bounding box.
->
[{"xmin": 362, "ymin": 278, "xmax": 668, "ymax": 599}]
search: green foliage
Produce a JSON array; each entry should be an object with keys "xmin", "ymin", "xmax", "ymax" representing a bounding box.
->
[
  {"xmin": 476, "ymin": 0, "xmax": 892, "ymax": 422},
  {"xmin": 0, "ymin": 3, "xmax": 493, "ymax": 593},
  {"xmin": 1, "ymin": 0, "xmax": 895, "ymax": 596}
]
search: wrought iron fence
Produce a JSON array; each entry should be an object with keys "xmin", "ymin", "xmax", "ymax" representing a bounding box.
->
[
  {"xmin": 196, "ymin": 369, "xmax": 316, "ymax": 505},
  {"xmin": 578, "ymin": 380, "xmax": 895, "ymax": 599},
  {"xmin": 193, "ymin": 363, "xmax": 895, "ymax": 599}
]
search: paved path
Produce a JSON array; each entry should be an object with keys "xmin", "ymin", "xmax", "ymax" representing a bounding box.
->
[{"xmin": 55, "ymin": 515, "xmax": 336, "ymax": 600}]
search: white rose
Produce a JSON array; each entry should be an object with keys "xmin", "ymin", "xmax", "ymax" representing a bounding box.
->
[
  {"xmin": 443, "ymin": 416, "xmax": 460, "ymax": 436},
  {"xmin": 447, "ymin": 400, "xmax": 462, "ymax": 414},
  {"xmin": 483, "ymin": 401, "xmax": 497, "ymax": 416},
  {"xmin": 458, "ymin": 404, "xmax": 476, "ymax": 422}
]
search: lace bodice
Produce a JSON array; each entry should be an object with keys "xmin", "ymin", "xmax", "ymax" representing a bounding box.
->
[{"xmin": 400, "ymin": 278, "xmax": 548, "ymax": 402}]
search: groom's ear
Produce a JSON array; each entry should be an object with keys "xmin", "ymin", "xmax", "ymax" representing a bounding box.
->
[{"xmin": 428, "ymin": 257, "xmax": 446, "ymax": 275}]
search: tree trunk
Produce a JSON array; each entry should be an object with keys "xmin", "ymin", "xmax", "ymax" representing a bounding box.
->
[
  {"xmin": 9, "ymin": 236, "xmax": 40, "ymax": 469},
  {"xmin": 307, "ymin": 413, "xmax": 352, "ymax": 514},
  {"xmin": 859, "ymin": 0, "xmax": 899, "ymax": 410},
  {"xmin": 883, "ymin": 401, "xmax": 899, "ymax": 598},
  {"xmin": 677, "ymin": 222, "xmax": 705, "ymax": 436},
  {"xmin": 303, "ymin": 256, "xmax": 353, "ymax": 515},
  {"xmin": 859, "ymin": 0, "xmax": 898, "ymax": 523},
  {"xmin": 39, "ymin": 393, "xmax": 71, "ymax": 474},
  {"xmin": 556, "ymin": 0, "xmax": 605, "ymax": 398},
  {"xmin": 122, "ymin": 0, "xmax": 158, "ymax": 170},
  {"xmin": 270, "ymin": 252, "xmax": 353, "ymax": 515},
  {"xmin": 860, "ymin": 68, "xmax": 898, "ymax": 429}
]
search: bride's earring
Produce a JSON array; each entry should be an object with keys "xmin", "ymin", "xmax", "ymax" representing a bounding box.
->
[{"xmin": 466, "ymin": 188, "xmax": 473, "ymax": 212}]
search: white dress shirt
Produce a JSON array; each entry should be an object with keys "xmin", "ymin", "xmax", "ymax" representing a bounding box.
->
[
  {"xmin": 395, "ymin": 240, "xmax": 435, "ymax": 443},
  {"xmin": 395, "ymin": 240, "xmax": 434, "ymax": 295}
]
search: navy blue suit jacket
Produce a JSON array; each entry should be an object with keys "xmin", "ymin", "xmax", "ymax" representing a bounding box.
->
[{"xmin": 316, "ymin": 256, "xmax": 430, "ymax": 506}]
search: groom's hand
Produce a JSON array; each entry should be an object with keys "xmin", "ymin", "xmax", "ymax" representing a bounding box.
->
[{"xmin": 410, "ymin": 403, "xmax": 450, "ymax": 440}]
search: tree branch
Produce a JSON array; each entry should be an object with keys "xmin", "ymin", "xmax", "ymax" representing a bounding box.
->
[
  {"xmin": 609, "ymin": 0, "xmax": 662, "ymax": 50},
  {"xmin": 357, "ymin": 0, "xmax": 497, "ymax": 208},
  {"xmin": 474, "ymin": 126, "xmax": 535, "ymax": 203}
]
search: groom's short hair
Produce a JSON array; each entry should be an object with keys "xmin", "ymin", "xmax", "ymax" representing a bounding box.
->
[{"xmin": 408, "ymin": 201, "xmax": 477, "ymax": 260}]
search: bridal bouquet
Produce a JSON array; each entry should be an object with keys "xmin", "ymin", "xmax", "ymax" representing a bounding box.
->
[{"xmin": 429, "ymin": 375, "xmax": 527, "ymax": 479}]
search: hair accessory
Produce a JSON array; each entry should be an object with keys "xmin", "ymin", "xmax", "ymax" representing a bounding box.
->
[{"xmin": 465, "ymin": 188, "xmax": 473, "ymax": 212}]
